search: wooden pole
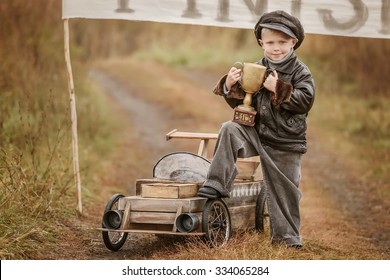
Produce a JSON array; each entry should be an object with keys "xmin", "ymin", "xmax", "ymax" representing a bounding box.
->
[{"xmin": 63, "ymin": 19, "xmax": 82, "ymax": 215}]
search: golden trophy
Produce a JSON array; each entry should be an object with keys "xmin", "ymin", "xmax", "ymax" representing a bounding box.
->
[{"xmin": 232, "ymin": 62, "xmax": 267, "ymax": 126}]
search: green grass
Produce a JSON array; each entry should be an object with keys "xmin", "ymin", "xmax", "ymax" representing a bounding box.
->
[{"xmin": 135, "ymin": 42, "xmax": 260, "ymax": 70}]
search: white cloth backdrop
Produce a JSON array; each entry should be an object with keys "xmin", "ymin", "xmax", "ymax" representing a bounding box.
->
[{"xmin": 62, "ymin": 0, "xmax": 390, "ymax": 39}]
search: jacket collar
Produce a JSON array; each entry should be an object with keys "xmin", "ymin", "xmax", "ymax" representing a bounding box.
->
[{"xmin": 260, "ymin": 51, "xmax": 297, "ymax": 74}]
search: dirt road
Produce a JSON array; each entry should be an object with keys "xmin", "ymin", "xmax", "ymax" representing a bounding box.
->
[{"xmin": 63, "ymin": 64, "xmax": 388, "ymax": 260}]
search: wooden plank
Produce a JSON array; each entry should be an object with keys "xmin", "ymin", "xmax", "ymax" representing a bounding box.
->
[
  {"xmin": 198, "ymin": 139, "xmax": 209, "ymax": 157},
  {"xmin": 126, "ymin": 212, "xmax": 203, "ymax": 232},
  {"xmin": 99, "ymin": 228, "xmax": 205, "ymax": 236},
  {"xmin": 172, "ymin": 206, "xmax": 183, "ymax": 232},
  {"xmin": 120, "ymin": 201, "xmax": 131, "ymax": 229},
  {"xmin": 166, "ymin": 130, "xmax": 218, "ymax": 140},
  {"xmin": 165, "ymin": 129, "xmax": 217, "ymax": 159},
  {"xmin": 141, "ymin": 183, "xmax": 198, "ymax": 199},
  {"xmin": 129, "ymin": 211, "xmax": 202, "ymax": 227},
  {"xmin": 64, "ymin": 19, "xmax": 83, "ymax": 215},
  {"xmin": 130, "ymin": 211, "xmax": 176, "ymax": 224},
  {"xmin": 165, "ymin": 128, "xmax": 178, "ymax": 140},
  {"xmin": 236, "ymin": 157, "xmax": 261, "ymax": 180},
  {"xmin": 229, "ymin": 205, "xmax": 256, "ymax": 230},
  {"xmin": 135, "ymin": 179, "xmax": 202, "ymax": 196},
  {"xmin": 121, "ymin": 196, "xmax": 207, "ymax": 213},
  {"xmin": 128, "ymin": 223, "xmax": 173, "ymax": 232}
]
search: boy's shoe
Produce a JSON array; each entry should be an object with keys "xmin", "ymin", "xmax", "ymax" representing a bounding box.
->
[
  {"xmin": 288, "ymin": 244, "xmax": 303, "ymax": 249},
  {"xmin": 197, "ymin": 186, "xmax": 221, "ymax": 199}
]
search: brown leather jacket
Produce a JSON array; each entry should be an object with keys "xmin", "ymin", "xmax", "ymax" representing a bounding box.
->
[{"xmin": 213, "ymin": 53, "xmax": 315, "ymax": 153}]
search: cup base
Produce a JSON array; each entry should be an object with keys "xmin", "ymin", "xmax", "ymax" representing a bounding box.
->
[
  {"xmin": 237, "ymin": 105, "xmax": 255, "ymax": 112},
  {"xmin": 233, "ymin": 106, "xmax": 257, "ymax": 127}
]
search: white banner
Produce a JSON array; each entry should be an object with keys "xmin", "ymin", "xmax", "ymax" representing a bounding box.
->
[{"xmin": 62, "ymin": 0, "xmax": 389, "ymax": 39}]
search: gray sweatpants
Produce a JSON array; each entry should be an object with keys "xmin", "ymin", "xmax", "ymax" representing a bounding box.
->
[{"xmin": 204, "ymin": 121, "xmax": 303, "ymax": 246}]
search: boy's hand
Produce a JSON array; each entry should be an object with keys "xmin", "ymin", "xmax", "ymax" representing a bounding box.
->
[
  {"xmin": 225, "ymin": 67, "xmax": 242, "ymax": 90},
  {"xmin": 263, "ymin": 70, "xmax": 278, "ymax": 93}
]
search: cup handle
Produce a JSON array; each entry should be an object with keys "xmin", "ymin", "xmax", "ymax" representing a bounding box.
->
[{"xmin": 233, "ymin": 61, "xmax": 244, "ymax": 70}]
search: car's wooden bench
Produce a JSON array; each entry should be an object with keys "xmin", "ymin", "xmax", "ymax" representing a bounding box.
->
[
  {"xmin": 166, "ymin": 129, "xmax": 218, "ymax": 158},
  {"xmin": 166, "ymin": 129, "xmax": 262, "ymax": 181}
]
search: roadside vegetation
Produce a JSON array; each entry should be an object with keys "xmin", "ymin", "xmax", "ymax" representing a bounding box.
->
[
  {"xmin": 0, "ymin": 1, "xmax": 388, "ymax": 259},
  {"xmin": 0, "ymin": 1, "xmax": 124, "ymax": 259}
]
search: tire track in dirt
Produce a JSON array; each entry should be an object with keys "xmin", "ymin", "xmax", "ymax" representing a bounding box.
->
[{"xmin": 89, "ymin": 69, "xmax": 172, "ymax": 154}]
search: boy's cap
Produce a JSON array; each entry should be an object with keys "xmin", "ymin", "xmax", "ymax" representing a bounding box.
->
[
  {"xmin": 258, "ymin": 23, "xmax": 297, "ymax": 39},
  {"xmin": 260, "ymin": 22, "xmax": 298, "ymax": 39},
  {"xmin": 254, "ymin": 10, "xmax": 305, "ymax": 50}
]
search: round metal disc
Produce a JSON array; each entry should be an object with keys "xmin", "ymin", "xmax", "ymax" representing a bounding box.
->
[{"xmin": 153, "ymin": 152, "xmax": 210, "ymax": 182}]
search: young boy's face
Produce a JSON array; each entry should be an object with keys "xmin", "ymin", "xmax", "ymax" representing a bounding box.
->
[{"xmin": 259, "ymin": 28, "xmax": 298, "ymax": 61}]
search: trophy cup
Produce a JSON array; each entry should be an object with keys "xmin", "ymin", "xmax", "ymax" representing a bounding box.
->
[{"xmin": 232, "ymin": 62, "xmax": 267, "ymax": 126}]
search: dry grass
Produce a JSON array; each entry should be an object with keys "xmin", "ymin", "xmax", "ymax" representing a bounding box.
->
[
  {"xmin": 0, "ymin": 1, "xmax": 125, "ymax": 259},
  {"xmin": 1, "ymin": 0, "xmax": 388, "ymax": 260}
]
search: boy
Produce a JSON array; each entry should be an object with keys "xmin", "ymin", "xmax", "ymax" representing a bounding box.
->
[{"xmin": 197, "ymin": 10, "xmax": 315, "ymax": 247}]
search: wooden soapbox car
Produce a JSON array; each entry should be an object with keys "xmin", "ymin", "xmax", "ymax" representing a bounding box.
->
[{"xmin": 100, "ymin": 129, "xmax": 268, "ymax": 251}]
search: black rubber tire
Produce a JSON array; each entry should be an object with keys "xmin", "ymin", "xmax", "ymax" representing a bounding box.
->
[
  {"xmin": 102, "ymin": 193, "xmax": 128, "ymax": 251},
  {"xmin": 202, "ymin": 199, "xmax": 232, "ymax": 247},
  {"xmin": 255, "ymin": 186, "xmax": 268, "ymax": 233}
]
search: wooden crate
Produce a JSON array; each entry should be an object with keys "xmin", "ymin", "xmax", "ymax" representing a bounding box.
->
[
  {"xmin": 236, "ymin": 157, "xmax": 262, "ymax": 180},
  {"xmin": 116, "ymin": 180, "xmax": 263, "ymax": 232},
  {"xmin": 119, "ymin": 196, "xmax": 207, "ymax": 213},
  {"xmin": 229, "ymin": 205, "xmax": 256, "ymax": 230},
  {"xmin": 141, "ymin": 182, "xmax": 198, "ymax": 199},
  {"xmin": 135, "ymin": 179, "xmax": 202, "ymax": 196},
  {"xmin": 117, "ymin": 196, "xmax": 206, "ymax": 232}
]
